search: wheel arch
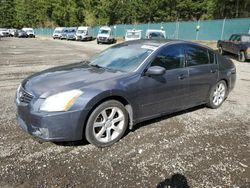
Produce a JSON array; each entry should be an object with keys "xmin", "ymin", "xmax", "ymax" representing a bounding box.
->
[{"xmin": 81, "ymin": 94, "xmax": 134, "ymax": 139}]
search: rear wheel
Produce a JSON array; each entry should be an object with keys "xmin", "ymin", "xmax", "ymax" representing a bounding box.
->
[
  {"xmin": 218, "ymin": 46, "xmax": 225, "ymax": 55},
  {"xmin": 238, "ymin": 51, "xmax": 246, "ymax": 62},
  {"xmin": 207, "ymin": 80, "xmax": 227, "ymax": 109},
  {"xmin": 85, "ymin": 100, "xmax": 128, "ymax": 147}
]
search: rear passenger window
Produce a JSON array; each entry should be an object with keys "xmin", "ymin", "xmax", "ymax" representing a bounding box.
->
[
  {"xmin": 151, "ymin": 45, "xmax": 185, "ymax": 70},
  {"xmin": 185, "ymin": 45, "xmax": 209, "ymax": 66},
  {"xmin": 208, "ymin": 51, "xmax": 216, "ymax": 64}
]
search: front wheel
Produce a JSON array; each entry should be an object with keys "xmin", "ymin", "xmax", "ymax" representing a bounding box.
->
[
  {"xmin": 207, "ymin": 80, "xmax": 227, "ymax": 109},
  {"xmin": 85, "ymin": 100, "xmax": 128, "ymax": 147},
  {"xmin": 238, "ymin": 51, "xmax": 246, "ymax": 62}
]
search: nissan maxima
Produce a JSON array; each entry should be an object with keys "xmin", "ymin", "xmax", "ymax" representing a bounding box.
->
[{"xmin": 16, "ymin": 40, "xmax": 236, "ymax": 147}]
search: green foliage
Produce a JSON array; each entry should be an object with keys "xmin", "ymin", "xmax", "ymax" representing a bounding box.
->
[{"xmin": 0, "ymin": 0, "xmax": 249, "ymax": 28}]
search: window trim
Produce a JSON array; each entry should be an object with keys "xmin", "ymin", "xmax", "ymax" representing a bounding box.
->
[
  {"xmin": 184, "ymin": 44, "xmax": 211, "ymax": 67},
  {"xmin": 148, "ymin": 44, "xmax": 186, "ymax": 71}
]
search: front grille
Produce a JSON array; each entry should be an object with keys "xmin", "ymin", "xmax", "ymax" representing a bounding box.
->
[
  {"xmin": 18, "ymin": 87, "xmax": 34, "ymax": 104},
  {"xmin": 99, "ymin": 37, "xmax": 107, "ymax": 40}
]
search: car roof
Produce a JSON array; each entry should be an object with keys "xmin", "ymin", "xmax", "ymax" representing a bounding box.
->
[
  {"xmin": 121, "ymin": 39, "xmax": 215, "ymax": 51},
  {"xmin": 231, "ymin": 33, "xmax": 250, "ymax": 36}
]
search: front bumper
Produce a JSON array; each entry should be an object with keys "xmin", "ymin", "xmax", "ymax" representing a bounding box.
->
[
  {"xmin": 16, "ymin": 104, "xmax": 88, "ymax": 142},
  {"xmin": 97, "ymin": 37, "xmax": 113, "ymax": 43},
  {"xmin": 76, "ymin": 36, "xmax": 88, "ymax": 41}
]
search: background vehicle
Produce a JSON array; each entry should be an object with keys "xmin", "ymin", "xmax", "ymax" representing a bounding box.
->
[
  {"xmin": 66, "ymin": 27, "xmax": 77, "ymax": 40},
  {"xmin": 22, "ymin": 28, "xmax": 35, "ymax": 38},
  {"xmin": 60, "ymin": 28, "xmax": 69, "ymax": 40},
  {"xmin": 0, "ymin": 28, "xmax": 10, "ymax": 37},
  {"xmin": 146, "ymin": 29, "xmax": 166, "ymax": 39},
  {"xmin": 16, "ymin": 30, "xmax": 28, "ymax": 38},
  {"xmin": 97, "ymin": 26, "xmax": 116, "ymax": 44},
  {"xmin": 76, "ymin": 26, "xmax": 93, "ymax": 41},
  {"xmin": 8, "ymin": 29, "xmax": 16, "ymax": 37},
  {"xmin": 16, "ymin": 40, "xmax": 236, "ymax": 147},
  {"xmin": 217, "ymin": 33, "xmax": 250, "ymax": 62},
  {"xmin": 125, "ymin": 29, "xmax": 142, "ymax": 41},
  {"xmin": 53, "ymin": 27, "xmax": 64, "ymax": 39}
]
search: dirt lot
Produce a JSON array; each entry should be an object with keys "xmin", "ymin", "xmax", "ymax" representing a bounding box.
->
[{"xmin": 0, "ymin": 37, "xmax": 249, "ymax": 188}]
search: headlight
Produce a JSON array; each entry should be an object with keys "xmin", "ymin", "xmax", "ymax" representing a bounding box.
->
[{"xmin": 40, "ymin": 90, "xmax": 83, "ymax": 112}]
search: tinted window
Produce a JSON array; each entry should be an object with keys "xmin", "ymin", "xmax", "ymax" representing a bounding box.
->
[
  {"xmin": 229, "ymin": 35, "xmax": 236, "ymax": 41},
  {"xmin": 151, "ymin": 45, "xmax": 185, "ymax": 70},
  {"xmin": 185, "ymin": 45, "xmax": 209, "ymax": 66},
  {"xmin": 233, "ymin": 35, "xmax": 240, "ymax": 41},
  {"xmin": 208, "ymin": 50, "xmax": 216, "ymax": 64}
]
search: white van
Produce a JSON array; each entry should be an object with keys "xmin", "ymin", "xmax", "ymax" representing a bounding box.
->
[
  {"xmin": 125, "ymin": 29, "xmax": 142, "ymax": 41},
  {"xmin": 76, "ymin": 26, "xmax": 92, "ymax": 41},
  {"xmin": 22, "ymin": 28, "xmax": 35, "ymax": 38},
  {"xmin": 53, "ymin": 27, "xmax": 64, "ymax": 39},
  {"xmin": 97, "ymin": 26, "xmax": 116, "ymax": 44},
  {"xmin": 146, "ymin": 29, "xmax": 166, "ymax": 39}
]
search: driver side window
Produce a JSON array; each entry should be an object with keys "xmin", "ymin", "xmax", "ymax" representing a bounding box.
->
[{"xmin": 151, "ymin": 45, "xmax": 185, "ymax": 70}]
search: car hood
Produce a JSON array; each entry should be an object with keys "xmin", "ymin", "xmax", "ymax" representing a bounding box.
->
[{"xmin": 22, "ymin": 62, "xmax": 125, "ymax": 97}]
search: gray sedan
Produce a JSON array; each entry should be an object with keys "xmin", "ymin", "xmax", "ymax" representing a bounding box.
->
[{"xmin": 16, "ymin": 40, "xmax": 236, "ymax": 147}]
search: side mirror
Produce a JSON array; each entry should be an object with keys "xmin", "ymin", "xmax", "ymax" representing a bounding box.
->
[{"xmin": 145, "ymin": 66, "xmax": 166, "ymax": 76}]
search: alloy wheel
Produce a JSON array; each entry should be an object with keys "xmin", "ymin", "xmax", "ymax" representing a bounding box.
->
[
  {"xmin": 212, "ymin": 83, "xmax": 226, "ymax": 106},
  {"xmin": 93, "ymin": 107, "xmax": 125, "ymax": 143}
]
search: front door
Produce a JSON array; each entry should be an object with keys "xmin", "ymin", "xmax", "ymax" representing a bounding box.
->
[{"xmin": 137, "ymin": 44, "xmax": 189, "ymax": 120}]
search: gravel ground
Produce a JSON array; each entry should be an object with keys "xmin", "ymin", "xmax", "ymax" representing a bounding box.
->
[{"xmin": 0, "ymin": 37, "xmax": 249, "ymax": 188}]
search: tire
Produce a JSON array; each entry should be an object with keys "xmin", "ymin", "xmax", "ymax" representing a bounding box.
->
[
  {"xmin": 85, "ymin": 100, "xmax": 128, "ymax": 147},
  {"xmin": 207, "ymin": 80, "xmax": 227, "ymax": 109},
  {"xmin": 218, "ymin": 46, "xmax": 225, "ymax": 55},
  {"xmin": 238, "ymin": 51, "xmax": 246, "ymax": 62}
]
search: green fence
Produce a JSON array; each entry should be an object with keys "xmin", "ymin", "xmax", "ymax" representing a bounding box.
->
[{"xmin": 34, "ymin": 17, "xmax": 250, "ymax": 40}]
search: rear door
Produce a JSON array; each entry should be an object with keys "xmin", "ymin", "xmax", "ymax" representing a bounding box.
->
[{"xmin": 185, "ymin": 44, "xmax": 218, "ymax": 106}]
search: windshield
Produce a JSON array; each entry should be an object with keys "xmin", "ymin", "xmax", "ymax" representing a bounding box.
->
[
  {"xmin": 242, "ymin": 36, "xmax": 250, "ymax": 42},
  {"xmin": 88, "ymin": 44, "xmax": 154, "ymax": 72},
  {"xmin": 54, "ymin": 30, "xmax": 62, "ymax": 34},
  {"xmin": 148, "ymin": 32, "xmax": 165, "ymax": 38},
  {"xmin": 126, "ymin": 32, "xmax": 141, "ymax": 39},
  {"xmin": 77, "ymin": 30, "xmax": 86, "ymax": 34},
  {"xmin": 99, "ymin": 29, "xmax": 110, "ymax": 34}
]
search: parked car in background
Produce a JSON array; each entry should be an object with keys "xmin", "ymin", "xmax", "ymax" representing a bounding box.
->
[
  {"xmin": 16, "ymin": 40, "xmax": 236, "ymax": 147},
  {"xmin": 146, "ymin": 29, "xmax": 166, "ymax": 39},
  {"xmin": 22, "ymin": 28, "xmax": 35, "ymax": 38},
  {"xmin": 0, "ymin": 28, "xmax": 10, "ymax": 37},
  {"xmin": 60, "ymin": 28, "xmax": 69, "ymax": 40},
  {"xmin": 9, "ymin": 29, "xmax": 17, "ymax": 37},
  {"xmin": 66, "ymin": 28, "xmax": 77, "ymax": 40},
  {"xmin": 125, "ymin": 29, "xmax": 142, "ymax": 41},
  {"xmin": 97, "ymin": 26, "xmax": 116, "ymax": 44},
  {"xmin": 76, "ymin": 26, "xmax": 93, "ymax": 41},
  {"xmin": 217, "ymin": 33, "xmax": 250, "ymax": 62},
  {"xmin": 53, "ymin": 27, "xmax": 64, "ymax": 39},
  {"xmin": 16, "ymin": 30, "xmax": 28, "ymax": 38}
]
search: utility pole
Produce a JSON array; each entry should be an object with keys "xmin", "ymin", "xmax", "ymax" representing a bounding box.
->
[{"xmin": 236, "ymin": 0, "xmax": 239, "ymax": 18}]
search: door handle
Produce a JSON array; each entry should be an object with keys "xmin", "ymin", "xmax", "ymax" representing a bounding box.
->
[
  {"xmin": 178, "ymin": 74, "xmax": 187, "ymax": 80},
  {"xmin": 210, "ymin": 69, "xmax": 218, "ymax": 73}
]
